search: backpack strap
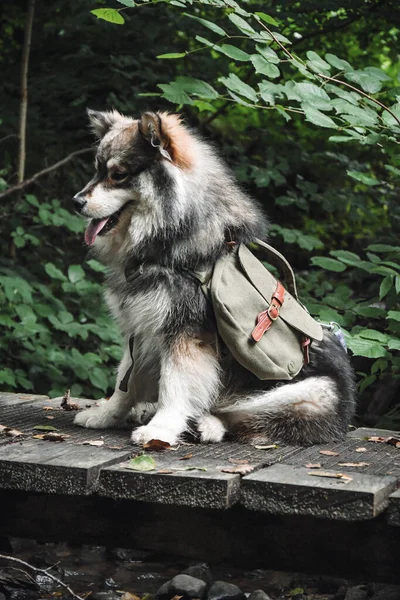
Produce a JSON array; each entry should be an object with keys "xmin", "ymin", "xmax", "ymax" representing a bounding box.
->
[{"xmin": 254, "ymin": 238, "xmax": 298, "ymax": 300}]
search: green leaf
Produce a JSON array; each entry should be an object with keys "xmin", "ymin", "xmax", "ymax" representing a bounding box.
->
[
  {"xmin": 324, "ymin": 53, "xmax": 353, "ymax": 71},
  {"xmin": 388, "ymin": 337, "xmax": 400, "ymax": 351},
  {"xmin": 306, "ymin": 51, "xmax": 331, "ymax": 72},
  {"xmin": 254, "ymin": 12, "xmax": 279, "ymax": 27},
  {"xmin": 367, "ymin": 244, "xmax": 400, "ymax": 253},
  {"xmin": 116, "ymin": 0, "xmax": 135, "ymax": 5},
  {"xmin": 89, "ymin": 367, "xmax": 109, "ymax": 392},
  {"xmin": 68, "ymin": 265, "xmax": 85, "ymax": 284},
  {"xmin": 311, "ymin": 257, "xmax": 346, "ymax": 272},
  {"xmin": 255, "ymin": 44, "xmax": 280, "ymax": 64},
  {"xmin": 295, "ymin": 82, "xmax": 330, "ymax": 103},
  {"xmin": 219, "ymin": 73, "xmax": 258, "ymax": 102},
  {"xmin": 87, "ymin": 259, "xmax": 107, "ymax": 273},
  {"xmin": 387, "ymin": 311, "xmax": 400, "ymax": 322},
  {"xmin": 250, "ymin": 55, "xmax": 280, "ymax": 78},
  {"xmin": 184, "ymin": 13, "xmax": 226, "ymax": 37},
  {"xmin": 344, "ymin": 70, "xmax": 382, "ymax": 94},
  {"xmin": 157, "ymin": 53, "xmax": 186, "ymax": 59},
  {"xmin": 228, "ymin": 13, "xmax": 256, "ymax": 36},
  {"xmin": 158, "ymin": 83, "xmax": 193, "ymax": 105},
  {"xmin": 45, "ymin": 263, "xmax": 67, "ymax": 281},
  {"xmin": 127, "ymin": 455, "xmax": 156, "ymax": 472},
  {"xmin": 347, "ymin": 170, "xmax": 379, "ymax": 186},
  {"xmin": 217, "ymin": 44, "xmax": 251, "ymax": 61},
  {"xmin": 330, "ymin": 250, "xmax": 361, "ymax": 266},
  {"xmin": 358, "ymin": 329, "xmax": 387, "ymax": 344},
  {"xmin": 379, "ymin": 275, "xmax": 394, "ymax": 300},
  {"xmin": 33, "ymin": 425, "xmax": 59, "ymax": 431},
  {"xmin": 347, "ymin": 336, "xmax": 387, "ymax": 359},
  {"xmin": 175, "ymin": 77, "xmax": 218, "ymax": 99},
  {"xmin": 302, "ymin": 105, "xmax": 337, "ymax": 129},
  {"xmin": 91, "ymin": 9, "xmax": 125, "ymax": 25}
]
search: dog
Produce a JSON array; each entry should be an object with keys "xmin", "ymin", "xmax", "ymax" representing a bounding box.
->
[{"xmin": 72, "ymin": 109, "xmax": 356, "ymax": 446}]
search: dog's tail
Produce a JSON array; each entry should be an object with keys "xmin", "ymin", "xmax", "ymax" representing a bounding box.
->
[{"xmin": 215, "ymin": 375, "xmax": 352, "ymax": 445}]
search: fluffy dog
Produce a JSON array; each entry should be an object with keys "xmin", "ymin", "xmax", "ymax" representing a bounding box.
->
[{"xmin": 73, "ymin": 109, "xmax": 356, "ymax": 445}]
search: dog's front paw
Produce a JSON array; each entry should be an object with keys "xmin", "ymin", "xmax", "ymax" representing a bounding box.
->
[
  {"xmin": 74, "ymin": 403, "xmax": 130, "ymax": 430},
  {"xmin": 197, "ymin": 414, "xmax": 226, "ymax": 443},
  {"xmin": 131, "ymin": 424, "xmax": 179, "ymax": 446}
]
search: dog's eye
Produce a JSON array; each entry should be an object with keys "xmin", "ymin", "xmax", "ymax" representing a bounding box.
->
[{"xmin": 110, "ymin": 171, "xmax": 128, "ymax": 183}]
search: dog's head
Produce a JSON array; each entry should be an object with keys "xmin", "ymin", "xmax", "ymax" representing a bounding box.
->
[{"xmin": 73, "ymin": 109, "xmax": 195, "ymax": 246}]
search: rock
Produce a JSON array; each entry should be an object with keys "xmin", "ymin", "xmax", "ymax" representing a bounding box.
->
[
  {"xmin": 318, "ymin": 576, "xmax": 348, "ymax": 594},
  {"xmin": 344, "ymin": 585, "xmax": 368, "ymax": 600},
  {"xmin": 170, "ymin": 574, "xmax": 207, "ymax": 599},
  {"xmin": 182, "ymin": 565, "xmax": 212, "ymax": 587},
  {"xmin": 0, "ymin": 593, "xmax": 5, "ymax": 600},
  {"xmin": 248, "ymin": 589, "xmax": 272, "ymax": 600},
  {"xmin": 155, "ymin": 580, "xmax": 172, "ymax": 600},
  {"xmin": 370, "ymin": 586, "xmax": 400, "ymax": 600},
  {"xmin": 208, "ymin": 581, "xmax": 246, "ymax": 600},
  {"xmin": 91, "ymin": 593, "xmax": 121, "ymax": 600}
]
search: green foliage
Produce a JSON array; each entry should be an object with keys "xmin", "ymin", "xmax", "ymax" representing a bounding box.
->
[{"xmin": 0, "ymin": 0, "xmax": 399, "ymax": 425}]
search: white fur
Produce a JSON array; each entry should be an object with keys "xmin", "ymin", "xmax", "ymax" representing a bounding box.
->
[{"xmin": 197, "ymin": 414, "xmax": 226, "ymax": 443}]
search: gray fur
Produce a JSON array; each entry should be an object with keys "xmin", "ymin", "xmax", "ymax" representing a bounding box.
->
[{"xmin": 72, "ymin": 110, "xmax": 356, "ymax": 446}]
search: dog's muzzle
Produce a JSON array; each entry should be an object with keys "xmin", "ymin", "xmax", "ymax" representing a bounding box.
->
[{"xmin": 72, "ymin": 192, "xmax": 87, "ymax": 213}]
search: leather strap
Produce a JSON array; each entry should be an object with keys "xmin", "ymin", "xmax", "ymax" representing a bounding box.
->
[
  {"xmin": 254, "ymin": 238, "xmax": 298, "ymax": 300},
  {"xmin": 251, "ymin": 281, "xmax": 285, "ymax": 342}
]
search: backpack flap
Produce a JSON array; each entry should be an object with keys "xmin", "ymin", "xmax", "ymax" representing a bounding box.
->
[{"xmin": 238, "ymin": 244, "xmax": 323, "ymax": 342}]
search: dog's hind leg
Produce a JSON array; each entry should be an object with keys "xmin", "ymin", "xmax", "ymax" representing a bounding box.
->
[
  {"xmin": 74, "ymin": 340, "xmax": 136, "ymax": 429},
  {"xmin": 131, "ymin": 336, "xmax": 221, "ymax": 445},
  {"xmin": 216, "ymin": 376, "xmax": 352, "ymax": 445}
]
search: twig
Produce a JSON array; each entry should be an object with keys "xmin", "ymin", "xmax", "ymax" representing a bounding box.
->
[
  {"xmin": 0, "ymin": 147, "xmax": 93, "ymax": 199},
  {"xmin": 18, "ymin": 0, "xmax": 35, "ymax": 183},
  {"xmin": 0, "ymin": 553, "xmax": 85, "ymax": 600},
  {"xmin": 0, "ymin": 134, "xmax": 18, "ymax": 145}
]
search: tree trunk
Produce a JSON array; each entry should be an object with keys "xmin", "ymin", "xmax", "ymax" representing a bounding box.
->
[{"xmin": 17, "ymin": 0, "xmax": 35, "ymax": 183}]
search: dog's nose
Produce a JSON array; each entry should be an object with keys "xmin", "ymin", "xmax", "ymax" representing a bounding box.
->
[{"xmin": 72, "ymin": 192, "xmax": 87, "ymax": 213}]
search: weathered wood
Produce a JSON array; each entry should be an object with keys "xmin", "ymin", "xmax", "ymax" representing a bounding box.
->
[
  {"xmin": 98, "ymin": 462, "xmax": 241, "ymax": 509},
  {"xmin": 0, "ymin": 440, "xmax": 133, "ymax": 495},
  {"xmin": 387, "ymin": 489, "xmax": 400, "ymax": 527},
  {"xmin": 241, "ymin": 464, "xmax": 397, "ymax": 520},
  {"xmin": 0, "ymin": 490, "xmax": 399, "ymax": 583}
]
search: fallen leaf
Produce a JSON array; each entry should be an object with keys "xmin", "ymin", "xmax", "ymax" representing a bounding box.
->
[
  {"xmin": 33, "ymin": 425, "xmax": 59, "ymax": 432},
  {"xmin": 46, "ymin": 416, "xmax": 55, "ymax": 420},
  {"xmin": 143, "ymin": 439, "xmax": 171, "ymax": 451},
  {"xmin": 82, "ymin": 440, "xmax": 104, "ymax": 447},
  {"xmin": 61, "ymin": 389, "xmax": 79, "ymax": 411},
  {"xmin": 141, "ymin": 594, "xmax": 153, "ymax": 600},
  {"xmin": 355, "ymin": 447, "xmax": 367, "ymax": 452},
  {"xmin": 157, "ymin": 469, "xmax": 173, "ymax": 474},
  {"xmin": 228, "ymin": 458, "xmax": 249, "ymax": 464},
  {"xmin": 287, "ymin": 588, "xmax": 305, "ymax": 597},
  {"xmin": 33, "ymin": 432, "xmax": 69, "ymax": 441},
  {"xmin": 179, "ymin": 453, "xmax": 193, "ymax": 461},
  {"xmin": 220, "ymin": 464, "xmax": 255, "ymax": 475},
  {"xmin": 0, "ymin": 425, "xmax": 7, "ymax": 431},
  {"xmin": 3, "ymin": 427, "xmax": 24, "ymax": 437},
  {"xmin": 367, "ymin": 436, "xmax": 400, "ymax": 447},
  {"xmin": 174, "ymin": 466, "xmax": 207, "ymax": 472},
  {"xmin": 171, "ymin": 596, "xmax": 183, "ymax": 600},
  {"xmin": 254, "ymin": 444, "xmax": 279, "ymax": 450},
  {"xmin": 43, "ymin": 406, "xmax": 56, "ymax": 411},
  {"xmin": 121, "ymin": 593, "xmax": 141, "ymax": 600},
  {"xmin": 305, "ymin": 463, "xmax": 321, "ymax": 469},
  {"xmin": 338, "ymin": 462, "xmax": 369, "ymax": 467},
  {"xmin": 319, "ymin": 450, "xmax": 339, "ymax": 456},
  {"xmin": 108, "ymin": 445, "xmax": 124, "ymax": 450},
  {"xmin": 127, "ymin": 455, "xmax": 156, "ymax": 472},
  {"xmin": 308, "ymin": 471, "xmax": 352, "ymax": 483}
]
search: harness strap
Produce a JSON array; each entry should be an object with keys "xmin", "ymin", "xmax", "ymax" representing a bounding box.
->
[
  {"xmin": 119, "ymin": 335, "xmax": 135, "ymax": 393},
  {"xmin": 251, "ymin": 281, "xmax": 285, "ymax": 342},
  {"xmin": 254, "ymin": 238, "xmax": 298, "ymax": 300}
]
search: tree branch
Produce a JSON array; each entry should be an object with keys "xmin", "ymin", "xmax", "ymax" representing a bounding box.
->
[
  {"xmin": 17, "ymin": 0, "xmax": 35, "ymax": 183},
  {"xmin": 0, "ymin": 554, "xmax": 85, "ymax": 600},
  {"xmin": 0, "ymin": 147, "xmax": 94, "ymax": 200}
]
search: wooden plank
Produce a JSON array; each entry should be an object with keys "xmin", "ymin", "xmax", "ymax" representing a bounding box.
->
[
  {"xmin": 0, "ymin": 440, "xmax": 133, "ymax": 495},
  {"xmin": 387, "ymin": 489, "xmax": 400, "ymax": 526},
  {"xmin": 241, "ymin": 463, "xmax": 397, "ymax": 520},
  {"xmin": 97, "ymin": 461, "xmax": 241, "ymax": 509},
  {"xmin": 1, "ymin": 490, "xmax": 400, "ymax": 583}
]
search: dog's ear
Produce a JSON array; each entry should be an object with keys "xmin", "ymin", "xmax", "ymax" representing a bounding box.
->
[
  {"xmin": 138, "ymin": 112, "xmax": 172, "ymax": 161},
  {"xmin": 87, "ymin": 109, "xmax": 121, "ymax": 139}
]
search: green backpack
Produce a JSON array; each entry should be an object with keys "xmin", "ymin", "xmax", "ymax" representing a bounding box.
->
[{"xmin": 197, "ymin": 239, "xmax": 323, "ymax": 381}]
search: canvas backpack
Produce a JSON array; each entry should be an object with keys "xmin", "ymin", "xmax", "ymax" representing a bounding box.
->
[{"xmin": 196, "ymin": 239, "xmax": 324, "ymax": 381}]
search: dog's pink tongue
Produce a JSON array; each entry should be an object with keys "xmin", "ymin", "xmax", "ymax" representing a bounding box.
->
[{"xmin": 84, "ymin": 217, "xmax": 109, "ymax": 246}]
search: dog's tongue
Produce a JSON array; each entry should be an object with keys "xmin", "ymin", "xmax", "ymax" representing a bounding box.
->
[{"xmin": 84, "ymin": 217, "xmax": 109, "ymax": 246}]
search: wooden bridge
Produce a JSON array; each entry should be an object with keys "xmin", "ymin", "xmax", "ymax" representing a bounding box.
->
[{"xmin": 1, "ymin": 392, "xmax": 400, "ymax": 581}]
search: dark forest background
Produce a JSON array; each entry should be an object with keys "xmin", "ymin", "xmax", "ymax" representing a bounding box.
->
[{"xmin": 0, "ymin": 0, "xmax": 399, "ymax": 428}]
